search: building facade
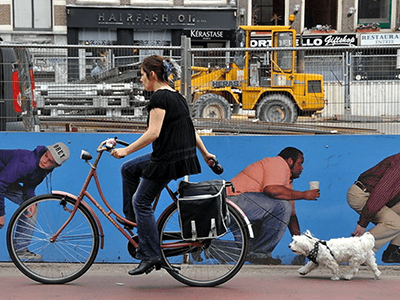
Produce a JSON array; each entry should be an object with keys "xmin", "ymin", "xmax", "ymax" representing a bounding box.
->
[
  {"xmin": 0, "ymin": 1, "xmax": 399, "ymax": 44},
  {"xmin": 0, "ymin": 0, "xmax": 249, "ymax": 46}
]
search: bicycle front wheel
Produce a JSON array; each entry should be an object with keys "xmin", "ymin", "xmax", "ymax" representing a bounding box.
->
[
  {"xmin": 6, "ymin": 194, "xmax": 100, "ymax": 284},
  {"xmin": 158, "ymin": 202, "xmax": 249, "ymax": 287}
]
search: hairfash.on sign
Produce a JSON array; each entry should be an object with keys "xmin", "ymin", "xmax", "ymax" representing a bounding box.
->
[{"xmin": 67, "ymin": 7, "xmax": 237, "ymax": 30}]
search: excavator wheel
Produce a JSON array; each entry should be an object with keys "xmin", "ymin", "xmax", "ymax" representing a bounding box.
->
[
  {"xmin": 192, "ymin": 94, "xmax": 232, "ymax": 119},
  {"xmin": 257, "ymin": 94, "xmax": 298, "ymax": 123}
]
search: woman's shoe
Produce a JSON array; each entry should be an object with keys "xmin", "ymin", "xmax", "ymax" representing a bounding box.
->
[{"xmin": 128, "ymin": 258, "xmax": 161, "ymax": 275}]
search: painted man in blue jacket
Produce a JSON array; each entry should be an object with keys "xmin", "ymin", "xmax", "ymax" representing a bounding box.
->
[{"xmin": 0, "ymin": 142, "xmax": 70, "ymax": 259}]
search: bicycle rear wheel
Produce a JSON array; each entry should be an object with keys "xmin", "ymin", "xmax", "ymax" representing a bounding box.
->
[
  {"xmin": 6, "ymin": 194, "xmax": 100, "ymax": 284},
  {"xmin": 158, "ymin": 202, "xmax": 249, "ymax": 287}
]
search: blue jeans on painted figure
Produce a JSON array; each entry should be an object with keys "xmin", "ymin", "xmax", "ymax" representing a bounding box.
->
[
  {"xmin": 121, "ymin": 153, "xmax": 170, "ymax": 260},
  {"xmin": 229, "ymin": 192, "xmax": 292, "ymax": 259},
  {"xmin": 2, "ymin": 183, "xmax": 36, "ymax": 251}
]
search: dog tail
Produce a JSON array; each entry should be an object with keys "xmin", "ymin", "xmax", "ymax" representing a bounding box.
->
[{"xmin": 360, "ymin": 232, "xmax": 375, "ymax": 250}]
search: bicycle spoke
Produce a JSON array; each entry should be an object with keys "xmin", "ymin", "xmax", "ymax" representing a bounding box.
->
[
  {"xmin": 7, "ymin": 195, "xmax": 99, "ymax": 284},
  {"xmin": 158, "ymin": 203, "xmax": 249, "ymax": 287}
]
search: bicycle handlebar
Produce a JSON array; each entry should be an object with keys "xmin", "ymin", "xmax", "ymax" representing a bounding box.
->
[
  {"xmin": 98, "ymin": 137, "xmax": 130, "ymax": 152},
  {"xmin": 115, "ymin": 139, "xmax": 130, "ymax": 147},
  {"xmin": 100, "ymin": 137, "xmax": 224, "ymax": 175}
]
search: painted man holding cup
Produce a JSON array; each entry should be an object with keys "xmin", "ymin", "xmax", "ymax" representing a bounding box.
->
[{"xmin": 227, "ymin": 147, "xmax": 320, "ymax": 265}]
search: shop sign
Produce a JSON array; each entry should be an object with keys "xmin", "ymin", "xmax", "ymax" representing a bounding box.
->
[
  {"xmin": 360, "ymin": 33, "xmax": 400, "ymax": 45},
  {"xmin": 183, "ymin": 30, "xmax": 232, "ymax": 40},
  {"xmin": 301, "ymin": 34, "xmax": 357, "ymax": 46},
  {"xmin": 250, "ymin": 34, "xmax": 357, "ymax": 48},
  {"xmin": 67, "ymin": 7, "xmax": 236, "ymax": 30}
]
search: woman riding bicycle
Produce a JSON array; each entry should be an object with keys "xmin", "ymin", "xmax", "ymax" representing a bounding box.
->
[{"xmin": 111, "ymin": 55, "xmax": 216, "ymax": 276}]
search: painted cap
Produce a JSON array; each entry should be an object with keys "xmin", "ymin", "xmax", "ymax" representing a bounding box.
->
[{"xmin": 47, "ymin": 142, "xmax": 70, "ymax": 165}]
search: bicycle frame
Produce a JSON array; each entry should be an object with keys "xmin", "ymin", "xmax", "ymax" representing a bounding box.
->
[
  {"xmin": 48, "ymin": 143, "xmax": 245, "ymax": 253},
  {"xmin": 48, "ymin": 139, "xmax": 254, "ymax": 258},
  {"xmin": 50, "ymin": 146, "xmax": 140, "ymax": 250}
]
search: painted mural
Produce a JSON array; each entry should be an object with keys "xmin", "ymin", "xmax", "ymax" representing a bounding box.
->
[{"xmin": 1, "ymin": 132, "xmax": 400, "ymax": 266}]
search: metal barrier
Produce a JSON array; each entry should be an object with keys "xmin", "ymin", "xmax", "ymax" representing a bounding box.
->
[{"xmin": 1, "ymin": 42, "xmax": 400, "ymax": 134}]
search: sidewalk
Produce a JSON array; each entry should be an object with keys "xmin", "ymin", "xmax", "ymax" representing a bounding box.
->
[{"xmin": 1, "ymin": 263, "xmax": 400, "ymax": 300}]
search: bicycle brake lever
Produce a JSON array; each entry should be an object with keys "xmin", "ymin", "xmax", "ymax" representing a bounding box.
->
[{"xmin": 105, "ymin": 138, "xmax": 117, "ymax": 150}]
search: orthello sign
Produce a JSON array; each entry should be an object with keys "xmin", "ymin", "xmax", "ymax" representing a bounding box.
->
[{"xmin": 67, "ymin": 7, "xmax": 237, "ymax": 30}]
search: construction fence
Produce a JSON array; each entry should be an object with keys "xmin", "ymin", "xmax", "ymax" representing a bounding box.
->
[{"xmin": 2, "ymin": 41, "xmax": 400, "ymax": 135}]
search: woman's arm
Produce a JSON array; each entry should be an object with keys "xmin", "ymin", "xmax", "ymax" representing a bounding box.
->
[
  {"xmin": 195, "ymin": 132, "xmax": 215, "ymax": 166},
  {"xmin": 111, "ymin": 108, "xmax": 165, "ymax": 158}
]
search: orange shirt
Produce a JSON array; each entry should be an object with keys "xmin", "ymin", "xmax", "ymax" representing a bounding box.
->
[{"xmin": 228, "ymin": 156, "xmax": 295, "ymax": 215}]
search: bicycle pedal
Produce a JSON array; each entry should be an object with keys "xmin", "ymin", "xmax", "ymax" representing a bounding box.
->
[
  {"xmin": 116, "ymin": 216, "xmax": 134, "ymax": 230},
  {"xmin": 145, "ymin": 265, "xmax": 155, "ymax": 275}
]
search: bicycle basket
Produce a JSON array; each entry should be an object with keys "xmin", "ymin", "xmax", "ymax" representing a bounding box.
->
[{"xmin": 177, "ymin": 180, "xmax": 229, "ymax": 241}]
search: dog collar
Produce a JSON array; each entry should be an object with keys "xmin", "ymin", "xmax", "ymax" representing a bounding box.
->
[{"xmin": 307, "ymin": 240, "xmax": 336, "ymax": 265}]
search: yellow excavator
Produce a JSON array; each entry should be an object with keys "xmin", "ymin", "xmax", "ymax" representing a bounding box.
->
[{"xmin": 176, "ymin": 14, "xmax": 325, "ymax": 123}]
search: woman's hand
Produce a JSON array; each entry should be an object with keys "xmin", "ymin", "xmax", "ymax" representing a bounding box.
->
[
  {"xmin": 111, "ymin": 148, "xmax": 128, "ymax": 159},
  {"xmin": 205, "ymin": 154, "xmax": 217, "ymax": 167}
]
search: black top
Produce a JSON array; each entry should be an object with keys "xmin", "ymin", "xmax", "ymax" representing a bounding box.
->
[{"xmin": 142, "ymin": 89, "xmax": 201, "ymax": 180}]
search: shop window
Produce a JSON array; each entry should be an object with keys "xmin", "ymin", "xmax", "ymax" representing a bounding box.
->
[
  {"xmin": 79, "ymin": 29, "xmax": 118, "ymax": 78},
  {"xmin": 13, "ymin": 0, "xmax": 52, "ymax": 30},
  {"xmin": 77, "ymin": 0, "xmax": 119, "ymax": 3},
  {"xmin": 358, "ymin": 0, "xmax": 391, "ymax": 29},
  {"xmin": 134, "ymin": 30, "xmax": 171, "ymax": 62},
  {"xmin": 130, "ymin": 0, "xmax": 173, "ymax": 5},
  {"xmin": 305, "ymin": 0, "xmax": 337, "ymax": 31},
  {"xmin": 79, "ymin": 29, "xmax": 118, "ymax": 46},
  {"xmin": 184, "ymin": 0, "xmax": 225, "ymax": 5},
  {"xmin": 252, "ymin": 0, "xmax": 284, "ymax": 25}
]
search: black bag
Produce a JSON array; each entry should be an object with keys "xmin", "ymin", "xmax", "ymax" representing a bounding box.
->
[{"xmin": 177, "ymin": 180, "xmax": 229, "ymax": 241}]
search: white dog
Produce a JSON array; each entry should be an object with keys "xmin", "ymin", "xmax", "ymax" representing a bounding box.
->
[{"xmin": 288, "ymin": 230, "xmax": 381, "ymax": 281}]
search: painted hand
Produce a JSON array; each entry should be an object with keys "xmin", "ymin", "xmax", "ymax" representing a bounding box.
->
[
  {"xmin": 26, "ymin": 204, "xmax": 37, "ymax": 218},
  {"xmin": 0, "ymin": 215, "xmax": 4, "ymax": 229}
]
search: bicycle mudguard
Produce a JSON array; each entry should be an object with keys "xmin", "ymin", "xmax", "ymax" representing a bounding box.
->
[
  {"xmin": 226, "ymin": 199, "xmax": 254, "ymax": 239},
  {"xmin": 52, "ymin": 191, "xmax": 105, "ymax": 248}
]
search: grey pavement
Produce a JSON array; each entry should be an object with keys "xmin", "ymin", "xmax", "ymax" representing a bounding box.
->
[{"xmin": 1, "ymin": 263, "xmax": 400, "ymax": 300}]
